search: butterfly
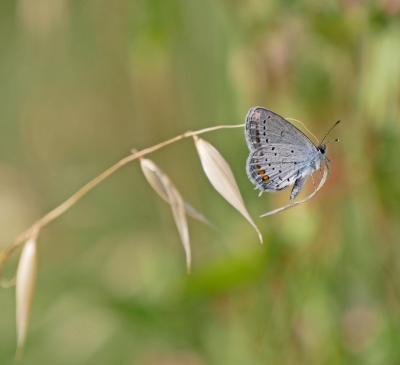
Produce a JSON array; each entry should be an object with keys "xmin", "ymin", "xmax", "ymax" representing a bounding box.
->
[{"xmin": 245, "ymin": 107, "xmax": 338, "ymax": 200}]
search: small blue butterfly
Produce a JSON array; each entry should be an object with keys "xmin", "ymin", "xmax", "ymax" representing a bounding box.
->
[{"xmin": 245, "ymin": 107, "xmax": 339, "ymax": 200}]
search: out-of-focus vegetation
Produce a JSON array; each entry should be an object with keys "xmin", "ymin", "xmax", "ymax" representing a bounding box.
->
[{"xmin": 1, "ymin": 0, "xmax": 400, "ymax": 364}]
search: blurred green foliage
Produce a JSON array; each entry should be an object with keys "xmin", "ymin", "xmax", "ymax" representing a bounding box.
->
[{"xmin": 1, "ymin": 0, "xmax": 400, "ymax": 364}]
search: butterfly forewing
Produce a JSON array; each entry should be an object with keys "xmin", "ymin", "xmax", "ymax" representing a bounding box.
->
[{"xmin": 245, "ymin": 107, "xmax": 317, "ymax": 151}]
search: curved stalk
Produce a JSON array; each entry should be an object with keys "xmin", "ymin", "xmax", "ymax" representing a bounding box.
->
[{"xmin": 0, "ymin": 124, "xmax": 244, "ymax": 270}]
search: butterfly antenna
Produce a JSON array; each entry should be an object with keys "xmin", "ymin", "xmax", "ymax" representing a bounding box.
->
[
  {"xmin": 326, "ymin": 137, "xmax": 340, "ymax": 144},
  {"xmin": 320, "ymin": 120, "xmax": 341, "ymax": 145},
  {"xmin": 286, "ymin": 117, "xmax": 319, "ymax": 145}
]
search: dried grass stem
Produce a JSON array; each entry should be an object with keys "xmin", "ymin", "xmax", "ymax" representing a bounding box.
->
[{"xmin": 0, "ymin": 123, "xmax": 244, "ymax": 269}]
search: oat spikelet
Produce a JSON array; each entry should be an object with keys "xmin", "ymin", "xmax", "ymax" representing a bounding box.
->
[
  {"xmin": 140, "ymin": 159, "xmax": 192, "ymax": 272},
  {"xmin": 140, "ymin": 158, "xmax": 211, "ymax": 226},
  {"xmin": 194, "ymin": 136, "xmax": 263, "ymax": 243},
  {"xmin": 163, "ymin": 176, "xmax": 191, "ymax": 272},
  {"xmin": 16, "ymin": 237, "xmax": 38, "ymax": 357}
]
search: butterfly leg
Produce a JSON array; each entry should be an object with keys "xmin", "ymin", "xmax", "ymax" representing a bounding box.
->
[
  {"xmin": 290, "ymin": 176, "xmax": 307, "ymax": 200},
  {"xmin": 311, "ymin": 173, "xmax": 316, "ymax": 191}
]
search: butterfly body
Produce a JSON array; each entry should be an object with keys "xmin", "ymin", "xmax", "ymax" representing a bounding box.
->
[{"xmin": 245, "ymin": 107, "xmax": 328, "ymax": 200}]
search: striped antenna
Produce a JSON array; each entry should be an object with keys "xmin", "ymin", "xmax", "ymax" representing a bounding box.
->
[{"xmin": 320, "ymin": 120, "xmax": 341, "ymax": 145}]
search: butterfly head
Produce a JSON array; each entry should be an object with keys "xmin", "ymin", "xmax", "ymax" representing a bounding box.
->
[{"xmin": 318, "ymin": 144, "xmax": 327, "ymax": 154}]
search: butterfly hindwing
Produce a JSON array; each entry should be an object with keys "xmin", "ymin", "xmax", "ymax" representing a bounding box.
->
[{"xmin": 246, "ymin": 145, "xmax": 311, "ymax": 192}]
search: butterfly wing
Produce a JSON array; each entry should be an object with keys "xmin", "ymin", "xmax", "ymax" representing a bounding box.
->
[
  {"xmin": 246, "ymin": 144, "xmax": 313, "ymax": 192},
  {"xmin": 245, "ymin": 106, "xmax": 317, "ymax": 151}
]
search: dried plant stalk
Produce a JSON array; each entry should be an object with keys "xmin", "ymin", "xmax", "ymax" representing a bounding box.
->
[
  {"xmin": 0, "ymin": 123, "xmax": 243, "ymax": 270},
  {"xmin": 16, "ymin": 237, "xmax": 38, "ymax": 358},
  {"xmin": 193, "ymin": 136, "xmax": 263, "ymax": 244}
]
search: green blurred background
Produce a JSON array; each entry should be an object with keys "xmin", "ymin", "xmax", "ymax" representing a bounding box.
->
[{"xmin": 1, "ymin": 0, "xmax": 400, "ymax": 364}]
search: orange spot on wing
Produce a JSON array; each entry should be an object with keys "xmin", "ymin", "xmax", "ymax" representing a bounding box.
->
[{"xmin": 256, "ymin": 166, "xmax": 269, "ymax": 182}]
